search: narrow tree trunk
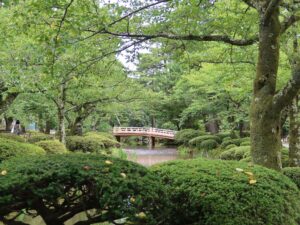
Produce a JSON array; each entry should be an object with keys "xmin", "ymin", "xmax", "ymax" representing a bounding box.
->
[
  {"xmin": 45, "ymin": 120, "xmax": 51, "ymax": 134},
  {"xmin": 288, "ymin": 96, "xmax": 300, "ymax": 166},
  {"xmin": 4, "ymin": 116, "xmax": 13, "ymax": 132},
  {"xmin": 58, "ymin": 108, "xmax": 66, "ymax": 144},
  {"xmin": 250, "ymin": 5, "xmax": 282, "ymax": 170}
]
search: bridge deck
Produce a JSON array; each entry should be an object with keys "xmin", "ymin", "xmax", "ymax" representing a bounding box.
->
[{"xmin": 113, "ymin": 127, "xmax": 176, "ymax": 140}]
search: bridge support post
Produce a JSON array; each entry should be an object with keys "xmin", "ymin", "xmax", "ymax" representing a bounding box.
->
[
  {"xmin": 149, "ymin": 136, "xmax": 155, "ymax": 149},
  {"xmin": 116, "ymin": 136, "xmax": 121, "ymax": 143}
]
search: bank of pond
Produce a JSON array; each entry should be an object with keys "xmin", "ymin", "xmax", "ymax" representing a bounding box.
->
[{"xmin": 0, "ymin": 130, "xmax": 299, "ymax": 224}]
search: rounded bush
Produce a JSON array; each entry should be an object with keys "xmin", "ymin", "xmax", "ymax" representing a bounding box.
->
[
  {"xmin": 220, "ymin": 146, "xmax": 250, "ymax": 161},
  {"xmin": 225, "ymin": 143, "xmax": 237, "ymax": 150},
  {"xmin": 84, "ymin": 132, "xmax": 119, "ymax": 148},
  {"xmin": 26, "ymin": 131, "xmax": 53, "ymax": 143},
  {"xmin": 222, "ymin": 136, "xmax": 232, "ymax": 142},
  {"xmin": 281, "ymin": 147, "xmax": 289, "ymax": 168},
  {"xmin": 0, "ymin": 154, "xmax": 168, "ymax": 225},
  {"xmin": 66, "ymin": 135, "xmax": 105, "ymax": 153},
  {"xmin": 283, "ymin": 167, "xmax": 300, "ymax": 189},
  {"xmin": 0, "ymin": 133, "xmax": 25, "ymax": 142},
  {"xmin": 189, "ymin": 135, "xmax": 221, "ymax": 147},
  {"xmin": 215, "ymin": 133, "xmax": 234, "ymax": 140},
  {"xmin": 200, "ymin": 139, "xmax": 218, "ymax": 150},
  {"xmin": 0, "ymin": 137, "xmax": 45, "ymax": 162},
  {"xmin": 220, "ymin": 138, "xmax": 246, "ymax": 149},
  {"xmin": 35, "ymin": 140, "xmax": 69, "ymax": 154},
  {"xmin": 175, "ymin": 129, "xmax": 206, "ymax": 145},
  {"xmin": 152, "ymin": 158, "xmax": 300, "ymax": 225},
  {"xmin": 240, "ymin": 141, "xmax": 251, "ymax": 146}
]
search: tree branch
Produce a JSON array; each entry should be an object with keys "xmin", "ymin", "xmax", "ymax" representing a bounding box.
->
[
  {"xmin": 101, "ymin": 30, "xmax": 258, "ymax": 46},
  {"xmin": 264, "ymin": 0, "xmax": 281, "ymax": 25},
  {"xmin": 280, "ymin": 14, "xmax": 300, "ymax": 34}
]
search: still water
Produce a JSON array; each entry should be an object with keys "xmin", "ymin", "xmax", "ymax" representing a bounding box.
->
[{"xmin": 124, "ymin": 146, "xmax": 188, "ymax": 166}]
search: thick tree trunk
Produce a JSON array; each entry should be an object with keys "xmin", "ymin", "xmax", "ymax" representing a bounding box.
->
[
  {"xmin": 70, "ymin": 116, "xmax": 84, "ymax": 136},
  {"xmin": 250, "ymin": 5, "xmax": 282, "ymax": 170},
  {"xmin": 288, "ymin": 97, "xmax": 300, "ymax": 166}
]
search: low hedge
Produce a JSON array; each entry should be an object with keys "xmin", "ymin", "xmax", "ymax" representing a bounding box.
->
[
  {"xmin": 66, "ymin": 135, "xmax": 105, "ymax": 153},
  {"xmin": 0, "ymin": 137, "xmax": 45, "ymax": 162},
  {"xmin": 215, "ymin": 132, "xmax": 236, "ymax": 140},
  {"xmin": 35, "ymin": 140, "xmax": 69, "ymax": 154},
  {"xmin": 225, "ymin": 144, "xmax": 237, "ymax": 150},
  {"xmin": 0, "ymin": 154, "xmax": 168, "ymax": 225},
  {"xmin": 84, "ymin": 132, "xmax": 119, "ymax": 148},
  {"xmin": 220, "ymin": 146, "xmax": 250, "ymax": 161},
  {"xmin": 240, "ymin": 141, "xmax": 251, "ymax": 146},
  {"xmin": 175, "ymin": 129, "xmax": 206, "ymax": 145},
  {"xmin": 0, "ymin": 133, "xmax": 25, "ymax": 142},
  {"xmin": 152, "ymin": 158, "xmax": 300, "ymax": 225},
  {"xmin": 283, "ymin": 167, "xmax": 300, "ymax": 189},
  {"xmin": 220, "ymin": 137, "xmax": 250, "ymax": 149}
]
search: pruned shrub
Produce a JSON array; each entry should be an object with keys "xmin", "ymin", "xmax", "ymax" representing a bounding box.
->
[
  {"xmin": 283, "ymin": 167, "xmax": 300, "ymax": 189},
  {"xmin": 35, "ymin": 140, "xmax": 69, "ymax": 154},
  {"xmin": 0, "ymin": 133, "xmax": 25, "ymax": 142},
  {"xmin": 222, "ymin": 136, "xmax": 232, "ymax": 142},
  {"xmin": 0, "ymin": 137, "xmax": 45, "ymax": 162},
  {"xmin": 220, "ymin": 146, "xmax": 250, "ymax": 161},
  {"xmin": 66, "ymin": 135, "xmax": 105, "ymax": 153},
  {"xmin": 281, "ymin": 147, "xmax": 289, "ymax": 168},
  {"xmin": 225, "ymin": 144, "xmax": 237, "ymax": 150},
  {"xmin": 84, "ymin": 132, "xmax": 119, "ymax": 148},
  {"xmin": 175, "ymin": 129, "xmax": 206, "ymax": 145},
  {"xmin": 26, "ymin": 131, "xmax": 53, "ymax": 143},
  {"xmin": 215, "ymin": 132, "xmax": 234, "ymax": 141},
  {"xmin": 220, "ymin": 138, "xmax": 249, "ymax": 149},
  {"xmin": 240, "ymin": 141, "xmax": 251, "ymax": 146},
  {"xmin": 0, "ymin": 154, "xmax": 169, "ymax": 225},
  {"xmin": 189, "ymin": 135, "xmax": 221, "ymax": 147},
  {"xmin": 152, "ymin": 158, "xmax": 300, "ymax": 225},
  {"xmin": 200, "ymin": 139, "xmax": 218, "ymax": 150}
]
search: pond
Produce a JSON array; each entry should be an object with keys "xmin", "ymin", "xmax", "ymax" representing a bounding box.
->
[{"xmin": 124, "ymin": 146, "xmax": 190, "ymax": 166}]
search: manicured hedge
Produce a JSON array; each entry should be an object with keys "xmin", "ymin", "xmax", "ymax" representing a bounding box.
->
[
  {"xmin": 175, "ymin": 129, "xmax": 206, "ymax": 145},
  {"xmin": 26, "ymin": 131, "xmax": 53, "ymax": 143},
  {"xmin": 283, "ymin": 167, "xmax": 300, "ymax": 189},
  {"xmin": 35, "ymin": 140, "xmax": 69, "ymax": 154},
  {"xmin": 0, "ymin": 137, "xmax": 45, "ymax": 162},
  {"xmin": 220, "ymin": 137, "xmax": 250, "ymax": 149},
  {"xmin": 152, "ymin": 158, "xmax": 300, "ymax": 225},
  {"xmin": 200, "ymin": 139, "xmax": 218, "ymax": 151},
  {"xmin": 189, "ymin": 135, "xmax": 221, "ymax": 147},
  {"xmin": 66, "ymin": 132, "xmax": 118, "ymax": 153},
  {"xmin": 0, "ymin": 154, "xmax": 168, "ymax": 225},
  {"xmin": 0, "ymin": 133, "xmax": 25, "ymax": 142},
  {"xmin": 220, "ymin": 146, "xmax": 250, "ymax": 161}
]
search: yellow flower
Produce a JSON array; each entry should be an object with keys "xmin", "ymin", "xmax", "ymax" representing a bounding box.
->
[
  {"xmin": 105, "ymin": 160, "xmax": 113, "ymax": 165},
  {"xmin": 120, "ymin": 173, "xmax": 127, "ymax": 178},
  {"xmin": 1, "ymin": 170, "xmax": 7, "ymax": 176}
]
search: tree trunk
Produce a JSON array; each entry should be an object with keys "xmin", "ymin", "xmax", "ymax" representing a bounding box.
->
[
  {"xmin": 288, "ymin": 96, "xmax": 300, "ymax": 166},
  {"xmin": 58, "ymin": 108, "xmax": 66, "ymax": 144},
  {"xmin": 250, "ymin": 5, "xmax": 282, "ymax": 170},
  {"xmin": 4, "ymin": 116, "xmax": 13, "ymax": 132},
  {"xmin": 70, "ymin": 116, "xmax": 84, "ymax": 136},
  {"xmin": 45, "ymin": 120, "xmax": 51, "ymax": 134}
]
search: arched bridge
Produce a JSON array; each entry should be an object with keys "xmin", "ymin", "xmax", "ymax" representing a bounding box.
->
[{"xmin": 113, "ymin": 127, "xmax": 177, "ymax": 148}]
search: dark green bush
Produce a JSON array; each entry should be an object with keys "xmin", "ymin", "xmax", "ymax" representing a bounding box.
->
[
  {"xmin": 222, "ymin": 136, "xmax": 232, "ymax": 142},
  {"xmin": 0, "ymin": 137, "xmax": 45, "ymax": 162},
  {"xmin": 175, "ymin": 129, "xmax": 206, "ymax": 145},
  {"xmin": 84, "ymin": 132, "xmax": 119, "ymax": 148},
  {"xmin": 26, "ymin": 131, "xmax": 53, "ymax": 143},
  {"xmin": 0, "ymin": 133, "xmax": 25, "ymax": 142},
  {"xmin": 0, "ymin": 154, "xmax": 168, "ymax": 225},
  {"xmin": 35, "ymin": 140, "xmax": 69, "ymax": 154},
  {"xmin": 220, "ymin": 146, "xmax": 250, "ymax": 161},
  {"xmin": 240, "ymin": 141, "xmax": 251, "ymax": 146},
  {"xmin": 281, "ymin": 147, "xmax": 289, "ymax": 168},
  {"xmin": 189, "ymin": 135, "xmax": 221, "ymax": 147},
  {"xmin": 215, "ymin": 132, "xmax": 234, "ymax": 140},
  {"xmin": 66, "ymin": 135, "xmax": 105, "ymax": 153},
  {"xmin": 283, "ymin": 167, "xmax": 300, "ymax": 189},
  {"xmin": 200, "ymin": 139, "xmax": 218, "ymax": 150},
  {"xmin": 220, "ymin": 138, "xmax": 249, "ymax": 149},
  {"xmin": 152, "ymin": 158, "xmax": 300, "ymax": 225}
]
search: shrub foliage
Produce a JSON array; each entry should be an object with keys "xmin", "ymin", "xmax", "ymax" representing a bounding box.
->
[
  {"xmin": 152, "ymin": 158, "xmax": 300, "ymax": 225},
  {"xmin": 175, "ymin": 129, "xmax": 205, "ymax": 145},
  {"xmin": 283, "ymin": 167, "xmax": 300, "ymax": 189},
  {"xmin": 0, "ymin": 154, "xmax": 168, "ymax": 225},
  {"xmin": 35, "ymin": 140, "xmax": 69, "ymax": 154},
  {"xmin": 0, "ymin": 137, "xmax": 45, "ymax": 162}
]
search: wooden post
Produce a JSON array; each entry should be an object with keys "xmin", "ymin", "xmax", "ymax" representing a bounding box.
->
[
  {"xmin": 149, "ymin": 136, "xmax": 155, "ymax": 149},
  {"xmin": 116, "ymin": 136, "xmax": 121, "ymax": 142}
]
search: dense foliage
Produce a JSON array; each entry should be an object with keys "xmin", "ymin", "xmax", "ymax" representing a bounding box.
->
[
  {"xmin": 283, "ymin": 167, "xmax": 300, "ymax": 189},
  {"xmin": 0, "ymin": 137, "xmax": 45, "ymax": 162},
  {"xmin": 152, "ymin": 158, "xmax": 300, "ymax": 225},
  {"xmin": 0, "ymin": 154, "xmax": 168, "ymax": 225},
  {"xmin": 35, "ymin": 140, "xmax": 69, "ymax": 154}
]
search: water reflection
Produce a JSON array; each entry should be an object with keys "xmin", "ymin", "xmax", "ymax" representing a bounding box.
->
[{"xmin": 124, "ymin": 146, "xmax": 185, "ymax": 166}]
